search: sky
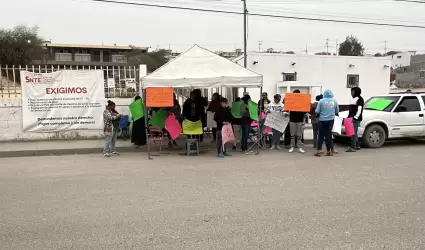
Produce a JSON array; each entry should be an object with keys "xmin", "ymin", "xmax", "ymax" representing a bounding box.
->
[{"xmin": 2, "ymin": 0, "xmax": 425, "ymax": 54}]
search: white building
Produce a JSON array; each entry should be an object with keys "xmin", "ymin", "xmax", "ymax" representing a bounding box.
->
[
  {"xmin": 234, "ymin": 53, "xmax": 391, "ymax": 105},
  {"xmin": 387, "ymin": 51, "xmax": 414, "ymax": 69}
]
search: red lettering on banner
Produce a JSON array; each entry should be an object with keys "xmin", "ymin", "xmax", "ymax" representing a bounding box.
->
[{"xmin": 26, "ymin": 76, "xmax": 42, "ymax": 83}]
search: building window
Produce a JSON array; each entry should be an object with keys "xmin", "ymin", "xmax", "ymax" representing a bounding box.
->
[
  {"xmin": 419, "ymin": 71, "xmax": 425, "ymax": 78},
  {"xmin": 397, "ymin": 55, "xmax": 402, "ymax": 59},
  {"xmin": 282, "ymin": 72, "xmax": 297, "ymax": 81},
  {"xmin": 347, "ymin": 74, "xmax": 359, "ymax": 88}
]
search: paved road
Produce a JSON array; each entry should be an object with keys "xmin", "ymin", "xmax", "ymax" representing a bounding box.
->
[{"xmin": 1, "ymin": 145, "xmax": 425, "ymax": 249}]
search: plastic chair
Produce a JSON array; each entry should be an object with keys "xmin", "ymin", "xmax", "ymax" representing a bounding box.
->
[
  {"xmin": 148, "ymin": 126, "xmax": 169, "ymax": 155},
  {"xmin": 119, "ymin": 115, "xmax": 130, "ymax": 140}
]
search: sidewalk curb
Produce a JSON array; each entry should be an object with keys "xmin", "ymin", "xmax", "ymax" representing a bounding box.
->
[{"xmin": 0, "ymin": 140, "xmax": 315, "ymax": 158}]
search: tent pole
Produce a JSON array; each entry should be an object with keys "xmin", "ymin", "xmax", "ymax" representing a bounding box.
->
[
  {"xmin": 143, "ymin": 88, "xmax": 152, "ymax": 160},
  {"xmin": 256, "ymin": 86, "xmax": 262, "ymax": 155}
]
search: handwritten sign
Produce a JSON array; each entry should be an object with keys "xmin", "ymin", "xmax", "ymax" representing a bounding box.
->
[
  {"xmin": 284, "ymin": 93, "xmax": 311, "ymax": 112},
  {"xmin": 129, "ymin": 99, "xmax": 144, "ymax": 121},
  {"xmin": 264, "ymin": 112, "xmax": 289, "ymax": 133},
  {"xmin": 146, "ymin": 87, "xmax": 173, "ymax": 107},
  {"xmin": 332, "ymin": 116, "xmax": 343, "ymax": 135},
  {"xmin": 165, "ymin": 114, "xmax": 182, "ymax": 140},
  {"xmin": 182, "ymin": 120, "xmax": 203, "ymax": 135},
  {"xmin": 221, "ymin": 124, "xmax": 235, "ymax": 150}
]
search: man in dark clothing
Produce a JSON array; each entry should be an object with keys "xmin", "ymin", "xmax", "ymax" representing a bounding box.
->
[
  {"xmin": 346, "ymin": 87, "xmax": 364, "ymax": 152},
  {"xmin": 214, "ymin": 98, "xmax": 233, "ymax": 158},
  {"xmin": 207, "ymin": 93, "xmax": 222, "ymax": 142}
]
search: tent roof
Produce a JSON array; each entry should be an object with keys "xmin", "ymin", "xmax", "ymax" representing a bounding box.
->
[{"xmin": 141, "ymin": 45, "xmax": 262, "ymax": 88}]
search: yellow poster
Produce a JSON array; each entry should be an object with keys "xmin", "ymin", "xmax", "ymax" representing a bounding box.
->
[{"xmin": 182, "ymin": 120, "xmax": 203, "ymax": 135}]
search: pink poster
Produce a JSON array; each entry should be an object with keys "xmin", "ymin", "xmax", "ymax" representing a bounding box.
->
[
  {"xmin": 261, "ymin": 112, "xmax": 273, "ymax": 134},
  {"xmin": 165, "ymin": 114, "xmax": 182, "ymax": 140},
  {"xmin": 344, "ymin": 117, "xmax": 355, "ymax": 137},
  {"xmin": 222, "ymin": 124, "xmax": 236, "ymax": 150}
]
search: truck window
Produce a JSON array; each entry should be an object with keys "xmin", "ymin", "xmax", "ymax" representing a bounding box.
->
[
  {"xmin": 364, "ymin": 96, "xmax": 400, "ymax": 112},
  {"xmin": 396, "ymin": 96, "xmax": 421, "ymax": 112}
]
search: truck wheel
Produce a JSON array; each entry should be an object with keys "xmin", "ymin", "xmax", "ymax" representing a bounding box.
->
[{"xmin": 362, "ymin": 124, "xmax": 386, "ymax": 148}]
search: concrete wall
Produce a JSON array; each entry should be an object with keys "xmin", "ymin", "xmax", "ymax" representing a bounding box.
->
[
  {"xmin": 236, "ymin": 53, "xmax": 391, "ymax": 105},
  {"xmin": 0, "ymin": 98, "xmax": 133, "ymax": 141},
  {"xmin": 388, "ymin": 52, "xmax": 412, "ymax": 68}
]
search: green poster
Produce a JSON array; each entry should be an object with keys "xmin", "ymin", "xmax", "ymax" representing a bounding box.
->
[
  {"xmin": 129, "ymin": 99, "xmax": 144, "ymax": 121},
  {"xmin": 366, "ymin": 98, "xmax": 393, "ymax": 111},
  {"xmin": 248, "ymin": 101, "xmax": 259, "ymax": 121},
  {"xmin": 231, "ymin": 102, "xmax": 242, "ymax": 118},
  {"xmin": 149, "ymin": 109, "xmax": 167, "ymax": 129}
]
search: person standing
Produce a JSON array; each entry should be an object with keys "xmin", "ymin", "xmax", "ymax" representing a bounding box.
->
[
  {"xmin": 258, "ymin": 92, "xmax": 271, "ymax": 113},
  {"xmin": 232, "ymin": 97, "xmax": 242, "ymax": 150},
  {"xmin": 214, "ymin": 98, "xmax": 233, "ymax": 158},
  {"xmin": 288, "ymin": 90, "xmax": 307, "ymax": 153},
  {"xmin": 207, "ymin": 93, "xmax": 222, "ymax": 143},
  {"xmin": 315, "ymin": 89, "xmax": 339, "ymax": 157},
  {"xmin": 103, "ymin": 101, "xmax": 122, "ymax": 157},
  {"xmin": 267, "ymin": 94, "xmax": 284, "ymax": 150},
  {"xmin": 131, "ymin": 96, "xmax": 146, "ymax": 148},
  {"xmin": 310, "ymin": 94, "xmax": 323, "ymax": 149},
  {"xmin": 240, "ymin": 94, "xmax": 252, "ymax": 153},
  {"xmin": 346, "ymin": 87, "xmax": 364, "ymax": 152}
]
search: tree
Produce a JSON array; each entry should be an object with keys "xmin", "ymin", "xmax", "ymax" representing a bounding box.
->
[
  {"xmin": 386, "ymin": 51, "xmax": 401, "ymax": 56},
  {"xmin": 338, "ymin": 35, "xmax": 365, "ymax": 56},
  {"xmin": 266, "ymin": 48, "xmax": 274, "ymax": 53},
  {"xmin": 374, "ymin": 53, "xmax": 383, "ymax": 57},
  {"xmin": 284, "ymin": 51, "xmax": 295, "ymax": 54},
  {"xmin": 0, "ymin": 25, "xmax": 44, "ymax": 66},
  {"xmin": 126, "ymin": 49, "xmax": 168, "ymax": 72}
]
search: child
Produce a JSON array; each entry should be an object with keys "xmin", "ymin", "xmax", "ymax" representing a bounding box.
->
[
  {"xmin": 214, "ymin": 98, "xmax": 233, "ymax": 158},
  {"xmin": 267, "ymin": 94, "xmax": 284, "ymax": 150}
]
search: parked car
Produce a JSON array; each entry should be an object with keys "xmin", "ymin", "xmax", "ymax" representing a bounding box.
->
[{"xmin": 336, "ymin": 92, "xmax": 425, "ymax": 148}]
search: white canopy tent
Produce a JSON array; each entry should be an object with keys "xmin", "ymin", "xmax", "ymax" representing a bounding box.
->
[
  {"xmin": 141, "ymin": 45, "xmax": 263, "ymax": 88},
  {"xmin": 140, "ymin": 45, "xmax": 263, "ymax": 159}
]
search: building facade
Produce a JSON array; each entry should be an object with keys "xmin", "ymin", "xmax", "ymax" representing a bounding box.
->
[
  {"xmin": 34, "ymin": 42, "xmax": 148, "ymax": 66},
  {"xmin": 234, "ymin": 52, "xmax": 391, "ymax": 106},
  {"xmin": 395, "ymin": 54, "xmax": 425, "ymax": 88}
]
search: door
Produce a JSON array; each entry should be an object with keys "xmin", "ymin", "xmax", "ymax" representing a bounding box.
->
[{"xmin": 390, "ymin": 96, "xmax": 425, "ymax": 136}]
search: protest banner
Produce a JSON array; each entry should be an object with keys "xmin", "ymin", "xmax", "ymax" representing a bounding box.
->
[
  {"xmin": 221, "ymin": 124, "xmax": 235, "ymax": 150},
  {"xmin": 146, "ymin": 87, "xmax": 173, "ymax": 107},
  {"xmin": 366, "ymin": 98, "xmax": 393, "ymax": 111},
  {"xmin": 165, "ymin": 114, "xmax": 182, "ymax": 140},
  {"xmin": 149, "ymin": 109, "xmax": 167, "ymax": 129},
  {"xmin": 182, "ymin": 120, "xmax": 203, "ymax": 135},
  {"xmin": 207, "ymin": 111, "xmax": 217, "ymax": 128},
  {"xmin": 248, "ymin": 101, "xmax": 259, "ymax": 121},
  {"xmin": 264, "ymin": 112, "xmax": 289, "ymax": 133},
  {"xmin": 20, "ymin": 70, "xmax": 105, "ymax": 132},
  {"xmin": 284, "ymin": 93, "xmax": 311, "ymax": 112},
  {"xmin": 231, "ymin": 102, "xmax": 242, "ymax": 118},
  {"xmin": 332, "ymin": 116, "xmax": 344, "ymax": 135},
  {"xmin": 129, "ymin": 99, "xmax": 144, "ymax": 121}
]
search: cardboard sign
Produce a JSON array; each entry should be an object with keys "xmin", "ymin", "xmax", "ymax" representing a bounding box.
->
[
  {"xmin": 284, "ymin": 93, "xmax": 311, "ymax": 112},
  {"xmin": 264, "ymin": 112, "xmax": 290, "ymax": 133},
  {"xmin": 332, "ymin": 116, "xmax": 343, "ymax": 135},
  {"xmin": 182, "ymin": 120, "xmax": 203, "ymax": 135},
  {"xmin": 248, "ymin": 101, "xmax": 259, "ymax": 121},
  {"xmin": 149, "ymin": 109, "xmax": 167, "ymax": 129},
  {"xmin": 165, "ymin": 114, "xmax": 182, "ymax": 140},
  {"xmin": 146, "ymin": 87, "xmax": 173, "ymax": 107},
  {"xmin": 129, "ymin": 99, "xmax": 144, "ymax": 121}
]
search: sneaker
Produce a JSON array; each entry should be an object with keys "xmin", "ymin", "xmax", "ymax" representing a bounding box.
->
[
  {"xmin": 224, "ymin": 152, "xmax": 232, "ymax": 157},
  {"xmin": 111, "ymin": 151, "xmax": 120, "ymax": 155},
  {"xmin": 288, "ymin": 147, "xmax": 295, "ymax": 153},
  {"xmin": 276, "ymin": 146, "xmax": 282, "ymax": 150},
  {"xmin": 298, "ymin": 148, "xmax": 305, "ymax": 153},
  {"xmin": 173, "ymin": 141, "xmax": 178, "ymax": 147},
  {"xmin": 232, "ymin": 145, "xmax": 237, "ymax": 150},
  {"xmin": 355, "ymin": 147, "xmax": 361, "ymax": 150},
  {"xmin": 218, "ymin": 153, "xmax": 225, "ymax": 158},
  {"xmin": 103, "ymin": 153, "xmax": 110, "ymax": 157},
  {"xmin": 270, "ymin": 146, "xmax": 276, "ymax": 150},
  {"xmin": 346, "ymin": 147, "xmax": 356, "ymax": 153}
]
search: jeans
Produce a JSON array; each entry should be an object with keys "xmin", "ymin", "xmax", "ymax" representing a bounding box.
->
[
  {"xmin": 217, "ymin": 130, "xmax": 224, "ymax": 155},
  {"xmin": 312, "ymin": 120, "xmax": 319, "ymax": 148},
  {"xmin": 271, "ymin": 129, "xmax": 281, "ymax": 146},
  {"xmin": 351, "ymin": 120, "xmax": 361, "ymax": 149},
  {"xmin": 212, "ymin": 128, "xmax": 217, "ymax": 141},
  {"xmin": 103, "ymin": 131, "xmax": 118, "ymax": 154},
  {"xmin": 317, "ymin": 120, "xmax": 334, "ymax": 151},
  {"xmin": 241, "ymin": 123, "xmax": 250, "ymax": 151},
  {"xmin": 290, "ymin": 122, "xmax": 304, "ymax": 148}
]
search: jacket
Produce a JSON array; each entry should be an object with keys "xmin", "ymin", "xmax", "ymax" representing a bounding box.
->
[
  {"xmin": 103, "ymin": 109, "xmax": 121, "ymax": 134},
  {"xmin": 214, "ymin": 107, "xmax": 233, "ymax": 131}
]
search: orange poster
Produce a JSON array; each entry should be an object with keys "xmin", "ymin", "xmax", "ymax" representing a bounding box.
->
[
  {"xmin": 284, "ymin": 93, "xmax": 311, "ymax": 112},
  {"xmin": 146, "ymin": 87, "xmax": 174, "ymax": 107}
]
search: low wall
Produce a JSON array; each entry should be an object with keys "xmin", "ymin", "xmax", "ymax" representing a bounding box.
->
[{"xmin": 0, "ymin": 98, "xmax": 133, "ymax": 141}]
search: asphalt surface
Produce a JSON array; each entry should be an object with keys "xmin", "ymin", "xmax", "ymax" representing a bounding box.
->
[{"xmin": 1, "ymin": 144, "xmax": 425, "ymax": 250}]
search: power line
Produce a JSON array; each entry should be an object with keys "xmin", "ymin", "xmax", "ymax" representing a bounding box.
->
[
  {"xmin": 392, "ymin": 0, "xmax": 425, "ymax": 3},
  {"xmin": 88, "ymin": 0, "xmax": 425, "ymax": 29}
]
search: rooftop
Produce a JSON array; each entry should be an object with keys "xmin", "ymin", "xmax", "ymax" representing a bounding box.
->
[{"xmin": 44, "ymin": 43, "xmax": 149, "ymax": 51}]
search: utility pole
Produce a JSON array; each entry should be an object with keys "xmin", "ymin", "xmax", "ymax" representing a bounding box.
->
[
  {"xmin": 242, "ymin": 0, "xmax": 247, "ymax": 93},
  {"xmin": 384, "ymin": 41, "xmax": 388, "ymax": 55},
  {"xmin": 326, "ymin": 39, "xmax": 329, "ymax": 54},
  {"xmin": 304, "ymin": 44, "xmax": 308, "ymax": 55},
  {"xmin": 258, "ymin": 41, "xmax": 262, "ymax": 52},
  {"xmin": 335, "ymin": 40, "xmax": 338, "ymax": 56}
]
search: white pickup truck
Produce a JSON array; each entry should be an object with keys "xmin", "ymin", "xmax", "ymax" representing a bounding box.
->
[{"xmin": 336, "ymin": 92, "xmax": 425, "ymax": 148}]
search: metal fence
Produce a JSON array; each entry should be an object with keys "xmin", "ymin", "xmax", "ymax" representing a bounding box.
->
[{"xmin": 0, "ymin": 64, "xmax": 140, "ymax": 99}]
